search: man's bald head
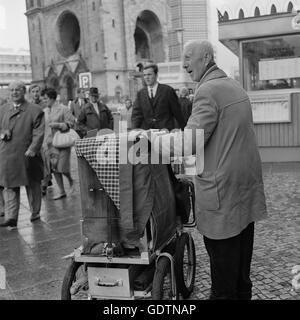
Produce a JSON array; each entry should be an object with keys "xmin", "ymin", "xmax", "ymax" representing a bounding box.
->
[
  {"xmin": 184, "ymin": 40, "xmax": 214, "ymax": 59},
  {"xmin": 183, "ymin": 40, "xmax": 215, "ymax": 82},
  {"xmin": 9, "ymin": 81, "xmax": 26, "ymax": 92}
]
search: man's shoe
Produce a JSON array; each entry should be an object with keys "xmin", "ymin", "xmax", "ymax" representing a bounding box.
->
[
  {"xmin": 0, "ymin": 212, "xmax": 4, "ymax": 217},
  {"xmin": 30, "ymin": 214, "xmax": 41, "ymax": 222},
  {"xmin": 0, "ymin": 219, "xmax": 17, "ymax": 229}
]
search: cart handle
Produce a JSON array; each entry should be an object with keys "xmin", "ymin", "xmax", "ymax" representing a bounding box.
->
[{"xmin": 95, "ymin": 278, "xmax": 123, "ymax": 288}]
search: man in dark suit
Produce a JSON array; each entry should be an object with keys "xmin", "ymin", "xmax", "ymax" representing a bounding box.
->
[
  {"xmin": 132, "ymin": 63, "xmax": 185, "ymax": 131},
  {"xmin": 77, "ymin": 87, "xmax": 114, "ymax": 137}
]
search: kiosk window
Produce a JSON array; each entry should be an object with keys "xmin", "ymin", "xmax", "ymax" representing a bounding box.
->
[{"xmin": 242, "ymin": 35, "xmax": 300, "ymax": 91}]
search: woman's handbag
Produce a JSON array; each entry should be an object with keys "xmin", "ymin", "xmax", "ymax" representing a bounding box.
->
[{"xmin": 52, "ymin": 128, "xmax": 80, "ymax": 149}]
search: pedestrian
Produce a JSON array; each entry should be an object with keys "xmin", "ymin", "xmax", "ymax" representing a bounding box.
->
[
  {"xmin": 43, "ymin": 88, "xmax": 75, "ymax": 200},
  {"xmin": 70, "ymin": 88, "xmax": 89, "ymax": 138},
  {"xmin": 189, "ymin": 94, "xmax": 194, "ymax": 103},
  {"xmin": 77, "ymin": 87, "xmax": 114, "ymax": 137},
  {"xmin": 119, "ymin": 97, "xmax": 133, "ymax": 132},
  {"xmin": 181, "ymin": 40, "xmax": 268, "ymax": 300},
  {"xmin": 0, "ymin": 81, "xmax": 45, "ymax": 229},
  {"xmin": 131, "ymin": 63, "xmax": 185, "ymax": 131},
  {"xmin": 29, "ymin": 84, "xmax": 44, "ymax": 108},
  {"xmin": 70, "ymin": 88, "xmax": 88, "ymax": 120},
  {"xmin": 178, "ymin": 86, "xmax": 193, "ymax": 125}
]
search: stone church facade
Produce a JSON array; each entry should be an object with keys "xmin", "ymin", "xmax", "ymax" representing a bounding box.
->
[{"xmin": 25, "ymin": 0, "xmax": 209, "ymax": 103}]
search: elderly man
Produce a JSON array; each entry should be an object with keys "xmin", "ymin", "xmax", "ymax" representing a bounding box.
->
[
  {"xmin": 181, "ymin": 40, "xmax": 268, "ymax": 300},
  {"xmin": 0, "ymin": 81, "xmax": 45, "ymax": 228},
  {"xmin": 153, "ymin": 40, "xmax": 267, "ymax": 299},
  {"xmin": 77, "ymin": 87, "xmax": 114, "ymax": 137}
]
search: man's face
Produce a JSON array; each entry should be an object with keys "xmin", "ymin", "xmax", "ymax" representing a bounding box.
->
[
  {"xmin": 78, "ymin": 90, "xmax": 85, "ymax": 100},
  {"xmin": 90, "ymin": 95, "xmax": 99, "ymax": 103},
  {"xmin": 143, "ymin": 68, "xmax": 158, "ymax": 87},
  {"xmin": 10, "ymin": 84, "xmax": 26, "ymax": 104},
  {"xmin": 125, "ymin": 99, "xmax": 132, "ymax": 109},
  {"xmin": 31, "ymin": 87, "xmax": 41, "ymax": 103},
  {"xmin": 183, "ymin": 46, "xmax": 207, "ymax": 82}
]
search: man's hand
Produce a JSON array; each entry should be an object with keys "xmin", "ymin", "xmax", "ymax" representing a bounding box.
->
[
  {"xmin": 49, "ymin": 122, "xmax": 61, "ymax": 129},
  {"xmin": 25, "ymin": 150, "xmax": 36, "ymax": 158}
]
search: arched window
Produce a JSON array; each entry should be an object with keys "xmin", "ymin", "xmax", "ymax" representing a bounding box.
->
[
  {"xmin": 271, "ymin": 4, "xmax": 277, "ymax": 14},
  {"xmin": 223, "ymin": 11, "xmax": 229, "ymax": 21},
  {"xmin": 238, "ymin": 9, "xmax": 244, "ymax": 19},
  {"xmin": 254, "ymin": 7, "xmax": 260, "ymax": 17},
  {"xmin": 287, "ymin": 2, "xmax": 294, "ymax": 13}
]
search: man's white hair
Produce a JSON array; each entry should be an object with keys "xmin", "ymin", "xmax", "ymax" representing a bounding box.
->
[{"xmin": 184, "ymin": 40, "xmax": 214, "ymax": 62}]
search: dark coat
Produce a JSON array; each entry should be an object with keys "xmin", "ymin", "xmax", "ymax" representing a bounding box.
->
[
  {"xmin": 0, "ymin": 101, "xmax": 45, "ymax": 188},
  {"xmin": 187, "ymin": 65, "xmax": 267, "ymax": 240},
  {"xmin": 132, "ymin": 83, "xmax": 185, "ymax": 131},
  {"xmin": 179, "ymin": 97, "xmax": 193, "ymax": 125},
  {"xmin": 70, "ymin": 98, "xmax": 88, "ymax": 120},
  {"xmin": 77, "ymin": 101, "xmax": 114, "ymax": 137}
]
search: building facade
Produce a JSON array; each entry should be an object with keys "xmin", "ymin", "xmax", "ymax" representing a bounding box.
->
[
  {"xmin": 25, "ymin": 0, "xmax": 212, "ymax": 104},
  {"xmin": 217, "ymin": 0, "xmax": 300, "ymax": 162},
  {"xmin": 0, "ymin": 48, "xmax": 32, "ymax": 99}
]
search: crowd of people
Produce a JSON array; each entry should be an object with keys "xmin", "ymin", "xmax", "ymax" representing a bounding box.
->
[{"xmin": 0, "ymin": 39, "xmax": 267, "ymax": 300}]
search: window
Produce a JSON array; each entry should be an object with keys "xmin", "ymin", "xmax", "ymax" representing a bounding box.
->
[
  {"xmin": 95, "ymin": 42, "xmax": 98, "ymax": 52},
  {"xmin": 92, "ymin": 2, "xmax": 95, "ymax": 11},
  {"xmin": 287, "ymin": 2, "xmax": 294, "ymax": 13},
  {"xmin": 242, "ymin": 35, "xmax": 300, "ymax": 91},
  {"xmin": 238, "ymin": 9, "xmax": 244, "ymax": 19},
  {"xmin": 254, "ymin": 7, "xmax": 260, "ymax": 17},
  {"xmin": 271, "ymin": 4, "xmax": 277, "ymax": 14},
  {"xmin": 114, "ymin": 52, "xmax": 117, "ymax": 60},
  {"xmin": 112, "ymin": 19, "xmax": 115, "ymax": 28}
]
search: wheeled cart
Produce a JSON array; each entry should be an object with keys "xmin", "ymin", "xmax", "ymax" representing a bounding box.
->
[{"xmin": 61, "ymin": 133, "xmax": 196, "ymax": 300}]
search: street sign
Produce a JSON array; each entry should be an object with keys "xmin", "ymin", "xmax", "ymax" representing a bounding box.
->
[{"xmin": 79, "ymin": 72, "xmax": 92, "ymax": 89}]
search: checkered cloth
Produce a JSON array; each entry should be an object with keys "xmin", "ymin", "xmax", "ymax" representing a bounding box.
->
[{"xmin": 75, "ymin": 135, "xmax": 120, "ymax": 209}]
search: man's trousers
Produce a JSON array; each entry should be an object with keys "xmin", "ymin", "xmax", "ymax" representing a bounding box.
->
[
  {"xmin": 203, "ymin": 222, "xmax": 255, "ymax": 300},
  {"xmin": 0, "ymin": 179, "xmax": 42, "ymax": 222}
]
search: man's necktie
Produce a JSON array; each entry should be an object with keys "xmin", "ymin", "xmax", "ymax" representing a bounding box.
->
[{"xmin": 150, "ymin": 88, "xmax": 154, "ymax": 100}]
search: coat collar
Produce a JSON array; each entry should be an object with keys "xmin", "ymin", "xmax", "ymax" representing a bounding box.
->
[
  {"xmin": 197, "ymin": 65, "xmax": 227, "ymax": 89},
  {"xmin": 9, "ymin": 100, "xmax": 27, "ymax": 117}
]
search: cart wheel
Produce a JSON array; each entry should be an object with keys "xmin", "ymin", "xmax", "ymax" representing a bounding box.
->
[
  {"xmin": 175, "ymin": 232, "xmax": 196, "ymax": 298},
  {"xmin": 152, "ymin": 257, "xmax": 178, "ymax": 300},
  {"xmin": 61, "ymin": 260, "xmax": 88, "ymax": 300}
]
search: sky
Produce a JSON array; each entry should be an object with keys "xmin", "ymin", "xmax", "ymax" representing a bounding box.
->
[{"xmin": 0, "ymin": 0, "xmax": 29, "ymax": 51}]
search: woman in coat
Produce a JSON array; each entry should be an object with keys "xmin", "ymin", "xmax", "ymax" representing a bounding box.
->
[{"xmin": 42, "ymin": 88, "xmax": 75, "ymax": 200}]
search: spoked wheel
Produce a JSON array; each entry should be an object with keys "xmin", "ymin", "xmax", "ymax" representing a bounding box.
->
[
  {"xmin": 152, "ymin": 257, "xmax": 178, "ymax": 300},
  {"xmin": 175, "ymin": 232, "xmax": 196, "ymax": 298},
  {"xmin": 61, "ymin": 260, "xmax": 89, "ymax": 300}
]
